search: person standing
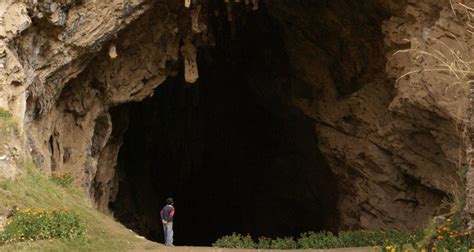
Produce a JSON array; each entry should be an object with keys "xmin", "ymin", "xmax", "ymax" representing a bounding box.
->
[{"xmin": 160, "ymin": 197, "xmax": 175, "ymax": 246}]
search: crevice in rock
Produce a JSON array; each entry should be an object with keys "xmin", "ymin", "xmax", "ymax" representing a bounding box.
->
[{"xmin": 48, "ymin": 135, "xmax": 55, "ymax": 171}]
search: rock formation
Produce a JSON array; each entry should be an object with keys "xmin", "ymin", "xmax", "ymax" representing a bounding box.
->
[{"xmin": 0, "ymin": 0, "xmax": 471, "ymax": 244}]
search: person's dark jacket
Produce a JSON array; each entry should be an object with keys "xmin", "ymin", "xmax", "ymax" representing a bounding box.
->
[{"xmin": 160, "ymin": 205, "xmax": 175, "ymax": 223}]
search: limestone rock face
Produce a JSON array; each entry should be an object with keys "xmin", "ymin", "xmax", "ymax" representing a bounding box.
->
[
  {"xmin": 266, "ymin": 0, "xmax": 467, "ymax": 229},
  {"xmin": 0, "ymin": 0, "xmax": 470, "ymax": 233}
]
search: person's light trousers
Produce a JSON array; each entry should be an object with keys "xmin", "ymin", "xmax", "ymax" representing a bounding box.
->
[{"xmin": 163, "ymin": 222, "xmax": 173, "ymax": 245}]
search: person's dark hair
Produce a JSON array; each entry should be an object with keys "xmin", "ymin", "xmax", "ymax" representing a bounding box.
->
[{"xmin": 166, "ymin": 197, "xmax": 174, "ymax": 205}]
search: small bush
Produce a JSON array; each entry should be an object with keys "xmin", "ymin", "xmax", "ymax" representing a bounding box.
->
[
  {"xmin": 51, "ymin": 171, "xmax": 74, "ymax": 188},
  {"xmin": 0, "ymin": 107, "xmax": 15, "ymax": 134},
  {"xmin": 212, "ymin": 233, "xmax": 256, "ymax": 248},
  {"xmin": 338, "ymin": 230, "xmax": 373, "ymax": 248},
  {"xmin": 257, "ymin": 236, "xmax": 272, "ymax": 249},
  {"xmin": 424, "ymin": 218, "xmax": 473, "ymax": 252},
  {"xmin": 269, "ymin": 237, "xmax": 297, "ymax": 249},
  {"xmin": 0, "ymin": 108, "xmax": 12, "ymax": 119},
  {"xmin": 0, "ymin": 208, "xmax": 86, "ymax": 243},
  {"xmin": 297, "ymin": 231, "xmax": 340, "ymax": 249}
]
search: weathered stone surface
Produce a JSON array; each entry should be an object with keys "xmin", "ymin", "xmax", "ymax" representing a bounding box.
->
[
  {"xmin": 267, "ymin": 0, "xmax": 464, "ymax": 230},
  {"xmin": 25, "ymin": 3, "xmax": 185, "ymax": 195},
  {"xmin": 0, "ymin": 122, "xmax": 22, "ymax": 180}
]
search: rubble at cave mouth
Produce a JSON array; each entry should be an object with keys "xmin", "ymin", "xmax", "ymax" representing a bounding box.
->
[{"xmin": 108, "ymin": 6, "xmax": 339, "ymax": 245}]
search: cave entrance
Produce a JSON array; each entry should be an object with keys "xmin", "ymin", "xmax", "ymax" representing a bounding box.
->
[{"xmin": 109, "ymin": 5, "xmax": 339, "ymax": 246}]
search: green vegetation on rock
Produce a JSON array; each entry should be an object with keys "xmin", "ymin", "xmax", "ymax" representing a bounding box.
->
[{"xmin": 0, "ymin": 108, "xmax": 12, "ymax": 119}]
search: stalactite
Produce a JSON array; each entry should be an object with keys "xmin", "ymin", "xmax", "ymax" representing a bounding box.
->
[
  {"xmin": 108, "ymin": 44, "xmax": 117, "ymax": 59},
  {"xmin": 251, "ymin": 0, "xmax": 258, "ymax": 11},
  {"xmin": 185, "ymin": 0, "xmax": 191, "ymax": 8},
  {"xmin": 181, "ymin": 37, "xmax": 199, "ymax": 84},
  {"xmin": 180, "ymin": 0, "xmax": 261, "ymax": 81},
  {"xmin": 191, "ymin": 5, "xmax": 202, "ymax": 33},
  {"xmin": 226, "ymin": 0, "xmax": 233, "ymax": 22}
]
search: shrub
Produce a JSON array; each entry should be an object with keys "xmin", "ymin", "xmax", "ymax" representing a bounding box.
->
[
  {"xmin": 213, "ymin": 229, "xmax": 440, "ymax": 250},
  {"xmin": 0, "ymin": 208, "xmax": 86, "ymax": 243},
  {"xmin": 0, "ymin": 107, "xmax": 15, "ymax": 132},
  {"xmin": 297, "ymin": 231, "xmax": 340, "ymax": 249},
  {"xmin": 257, "ymin": 236, "xmax": 272, "ymax": 249},
  {"xmin": 212, "ymin": 233, "xmax": 256, "ymax": 248},
  {"xmin": 51, "ymin": 171, "xmax": 74, "ymax": 188},
  {"xmin": 0, "ymin": 108, "xmax": 12, "ymax": 119},
  {"xmin": 425, "ymin": 218, "xmax": 473, "ymax": 252},
  {"xmin": 214, "ymin": 234, "xmax": 302, "ymax": 249},
  {"xmin": 268, "ymin": 237, "xmax": 297, "ymax": 249},
  {"xmin": 338, "ymin": 230, "xmax": 373, "ymax": 248}
]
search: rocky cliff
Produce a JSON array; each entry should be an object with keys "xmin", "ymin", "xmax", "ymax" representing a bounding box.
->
[{"xmin": 0, "ymin": 0, "xmax": 471, "ymax": 242}]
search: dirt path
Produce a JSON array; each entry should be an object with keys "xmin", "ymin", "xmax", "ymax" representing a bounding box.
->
[
  {"xmin": 130, "ymin": 244, "xmax": 373, "ymax": 252},
  {"xmin": 128, "ymin": 236, "xmax": 373, "ymax": 252}
]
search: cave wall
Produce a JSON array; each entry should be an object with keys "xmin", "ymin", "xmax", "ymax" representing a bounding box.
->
[
  {"xmin": 3, "ymin": 1, "xmax": 208, "ymax": 200},
  {"xmin": 24, "ymin": 3, "xmax": 184, "ymax": 198},
  {"xmin": 0, "ymin": 0, "xmax": 470, "ymax": 233},
  {"xmin": 0, "ymin": 0, "xmax": 159, "ymax": 183},
  {"xmin": 265, "ymin": 0, "xmax": 464, "ymax": 229}
]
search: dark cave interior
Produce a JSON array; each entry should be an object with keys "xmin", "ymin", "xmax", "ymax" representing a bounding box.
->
[{"xmin": 109, "ymin": 3, "xmax": 341, "ymax": 246}]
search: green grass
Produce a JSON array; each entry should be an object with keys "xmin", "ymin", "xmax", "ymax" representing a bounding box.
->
[
  {"xmin": 0, "ymin": 159, "xmax": 142, "ymax": 251},
  {"xmin": 0, "ymin": 108, "xmax": 17, "ymax": 157},
  {"xmin": 0, "ymin": 107, "xmax": 158, "ymax": 251},
  {"xmin": 0, "ymin": 108, "xmax": 12, "ymax": 120},
  {"xmin": 1, "ymin": 208, "xmax": 86, "ymax": 242}
]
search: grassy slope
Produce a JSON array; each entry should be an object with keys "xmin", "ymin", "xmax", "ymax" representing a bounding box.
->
[
  {"xmin": 0, "ymin": 160, "xmax": 150, "ymax": 251},
  {"xmin": 0, "ymin": 111, "xmax": 149, "ymax": 251}
]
